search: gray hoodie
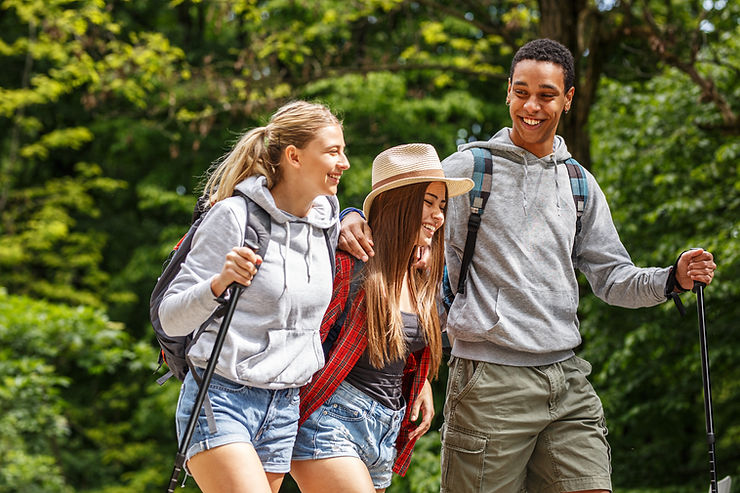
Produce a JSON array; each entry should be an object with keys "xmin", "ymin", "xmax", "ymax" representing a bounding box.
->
[
  {"xmin": 443, "ymin": 128, "xmax": 670, "ymax": 366},
  {"xmin": 158, "ymin": 175, "xmax": 338, "ymax": 388}
]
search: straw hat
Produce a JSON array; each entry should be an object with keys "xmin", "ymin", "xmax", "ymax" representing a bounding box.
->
[{"xmin": 362, "ymin": 143, "xmax": 474, "ymax": 218}]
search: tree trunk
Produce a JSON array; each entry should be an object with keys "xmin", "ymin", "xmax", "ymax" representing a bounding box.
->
[{"xmin": 538, "ymin": 0, "xmax": 595, "ymax": 170}]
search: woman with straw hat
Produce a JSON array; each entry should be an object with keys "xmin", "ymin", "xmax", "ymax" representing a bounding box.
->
[{"xmin": 290, "ymin": 143, "xmax": 473, "ymax": 492}]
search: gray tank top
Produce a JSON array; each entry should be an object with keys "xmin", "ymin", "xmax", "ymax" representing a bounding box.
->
[{"xmin": 344, "ymin": 311, "xmax": 426, "ymax": 410}]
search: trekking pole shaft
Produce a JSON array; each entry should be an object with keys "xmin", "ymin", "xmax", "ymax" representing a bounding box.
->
[
  {"xmin": 694, "ymin": 281, "xmax": 719, "ymax": 493},
  {"xmin": 165, "ymin": 284, "xmax": 244, "ymax": 493}
]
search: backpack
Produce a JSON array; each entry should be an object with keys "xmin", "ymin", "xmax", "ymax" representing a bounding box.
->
[
  {"xmin": 150, "ymin": 190, "xmax": 338, "ymax": 385},
  {"xmin": 442, "ymin": 147, "xmax": 589, "ymax": 313}
]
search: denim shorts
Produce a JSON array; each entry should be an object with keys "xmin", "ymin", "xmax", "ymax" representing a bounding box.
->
[
  {"xmin": 440, "ymin": 356, "xmax": 612, "ymax": 493},
  {"xmin": 292, "ymin": 381, "xmax": 406, "ymax": 489},
  {"xmin": 175, "ymin": 368, "xmax": 300, "ymax": 474}
]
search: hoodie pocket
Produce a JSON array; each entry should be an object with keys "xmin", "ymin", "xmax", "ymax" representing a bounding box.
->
[
  {"xmin": 489, "ymin": 287, "xmax": 580, "ymax": 352},
  {"xmin": 236, "ymin": 327, "xmax": 324, "ymax": 386}
]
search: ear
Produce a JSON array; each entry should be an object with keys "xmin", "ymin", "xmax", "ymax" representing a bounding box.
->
[
  {"xmin": 283, "ymin": 145, "xmax": 301, "ymax": 169},
  {"xmin": 564, "ymin": 86, "xmax": 575, "ymax": 113}
]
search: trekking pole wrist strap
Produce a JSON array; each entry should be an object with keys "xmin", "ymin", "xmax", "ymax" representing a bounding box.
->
[
  {"xmin": 665, "ymin": 250, "xmax": 691, "ymax": 316},
  {"xmin": 665, "ymin": 250, "xmax": 691, "ymax": 295}
]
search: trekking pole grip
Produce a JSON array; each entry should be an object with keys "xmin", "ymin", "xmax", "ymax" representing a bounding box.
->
[{"xmin": 693, "ymin": 280, "xmax": 707, "ymax": 293}]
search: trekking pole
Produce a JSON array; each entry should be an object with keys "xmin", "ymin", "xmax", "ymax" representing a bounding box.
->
[
  {"xmin": 165, "ymin": 283, "xmax": 244, "ymax": 493},
  {"xmin": 692, "ymin": 281, "xmax": 732, "ymax": 493}
]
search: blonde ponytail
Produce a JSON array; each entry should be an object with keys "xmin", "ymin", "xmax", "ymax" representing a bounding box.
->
[{"xmin": 202, "ymin": 100, "xmax": 341, "ymax": 206}]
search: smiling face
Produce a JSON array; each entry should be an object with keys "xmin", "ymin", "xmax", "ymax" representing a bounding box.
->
[
  {"xmin": 507, "ymin": 59, "xmax": 574, "ymax": 158},
  {"xmin": 294, "ymin": 123, "xmax": 349, "ymax": 197},
  {"xmin": 416, "ymin": 182, "xmax": 446, "ymax": 248}
]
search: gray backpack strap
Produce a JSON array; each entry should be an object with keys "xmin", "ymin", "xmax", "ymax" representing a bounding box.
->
[{"xmin": 563, "ymin": 158, "xmax": 588, "ymax": 264}]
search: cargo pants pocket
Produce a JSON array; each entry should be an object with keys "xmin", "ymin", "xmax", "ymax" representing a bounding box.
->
[{"xmin": 440, "ymin": 424, "xmax": 487, "ymax": 493}]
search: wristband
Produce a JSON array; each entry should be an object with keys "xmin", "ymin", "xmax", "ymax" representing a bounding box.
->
[{"xmin": 339, "ymin": 207, "xmax": 365, "ymax": 221}]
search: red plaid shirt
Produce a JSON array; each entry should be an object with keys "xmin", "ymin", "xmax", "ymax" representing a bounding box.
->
[{"xmin": 299, "ymin": 251, "xmax": 432, "ymax": 476}]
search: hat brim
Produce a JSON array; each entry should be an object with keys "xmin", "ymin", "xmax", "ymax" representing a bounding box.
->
[{"xmin": 362, "ymin": 175, "xmax": 474, "ymax": 219}]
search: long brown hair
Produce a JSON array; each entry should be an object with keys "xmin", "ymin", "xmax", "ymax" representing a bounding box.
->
[
  {"xmin": 202, "ymin": 100, "xmax": 341, "ymax": 205},
  {"xmin": 363, "ymin": 182, "xmax": 445, "ymax": 379}
]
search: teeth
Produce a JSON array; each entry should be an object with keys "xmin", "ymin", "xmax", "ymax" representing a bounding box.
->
[
  {"xmin": 523, "ymin": 117, "xmax": 541, "ymax": 126},
  {"xmin": 423, "ymin": 224, "xmax": 435, "ymax": 232}
]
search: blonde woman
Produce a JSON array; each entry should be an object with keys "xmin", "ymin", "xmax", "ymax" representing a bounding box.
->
[
  {"xmin": 158, "ymin": 101, "xmax": 349, "ymax": 493},
  {"xmin": 290, "ymin": 144, "xmax": 473, "ymax": 493}
]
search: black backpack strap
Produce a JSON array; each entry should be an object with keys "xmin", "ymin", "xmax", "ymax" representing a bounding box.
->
[
  {"xmin": 456, "ymin": 147, "xmax": 493, "ymax": 295},
  {"xmin": 322, "ymin": 258, "xmax": 364, "ymax": 359}
]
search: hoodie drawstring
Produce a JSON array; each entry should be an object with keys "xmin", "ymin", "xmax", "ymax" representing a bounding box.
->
[
  {"xmin": 280, "ymin": 222, "xmax": 291, "ymax": 293},
  {"xmin": 278, "ymin": 221, "xmax": 317, "ymax": 292},
  {"xmin": 305, "ymin": 227, "xmax": 312, "ymax": 283},
  {"xmin": 553, "ymin": 154, "xmax": 562, "ymax": 216},
  {"xmin": 522, "ymin": 153, "xmax": 529, "ymax": 216}
]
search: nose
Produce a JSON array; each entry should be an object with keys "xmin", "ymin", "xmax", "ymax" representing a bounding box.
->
[
  {"xmin": 523, "ymin": 96, "xmax": 540, "ymax": 112},
  {"xmin": 338, "ymin": 153, "xmax": 350, "ymax": 170},
  {"xmin": 433, "ymin": 207, "xmax": 444, "ymax": 225}
]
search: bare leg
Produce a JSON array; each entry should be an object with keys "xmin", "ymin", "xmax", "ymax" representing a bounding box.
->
[
  {"xmin": 188, "ymin": 442, "xmax": 274, "ymax": 493},
  {"xmin": 291, "ymin": 457, "xmax": 376, "ymax": 493},
  {"xmin": 266, "ymin": 472, "xmax": 286, "ymax": 493}
]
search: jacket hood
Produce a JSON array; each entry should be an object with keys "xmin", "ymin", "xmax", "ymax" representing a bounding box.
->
[
  {"xmin": 458, "ymin": 127, "xmax": 572, "ymax": 166},
  {"xmin": 235, "ymin": 174, "xmax": 337, "ymax": 230},
  {"xmin": 456, "ymin": 127, "xmax": 575, "ymax": 232}
]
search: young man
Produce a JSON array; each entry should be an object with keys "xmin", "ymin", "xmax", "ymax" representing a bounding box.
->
[{"xmin": 338, "ymin": 39, "xmax": 716, "ymax": 492}]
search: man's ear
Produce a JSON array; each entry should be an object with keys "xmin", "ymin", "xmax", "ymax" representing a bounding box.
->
[{"xmin": 564, "ymin": 86, "xmax": 575, "ymax": 112}]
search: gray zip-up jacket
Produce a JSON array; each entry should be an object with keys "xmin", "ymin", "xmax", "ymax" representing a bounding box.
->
[
  {"xmin": 159, "ymin": 175, "xmax": 338, "ymax": 388},
  {"xmin": 443, "ymin": 128, "xmax": 670, "ymax": 366}
]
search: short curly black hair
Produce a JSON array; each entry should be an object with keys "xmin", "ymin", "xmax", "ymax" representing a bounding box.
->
[{"xmin": 509, "ymin": 38, "xmax": 575, "ymax": 92}]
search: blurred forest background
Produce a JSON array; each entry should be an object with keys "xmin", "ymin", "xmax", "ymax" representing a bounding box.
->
[{"xmin": 1, "ymin": 0, "xmax": 738, "ymax": 492}]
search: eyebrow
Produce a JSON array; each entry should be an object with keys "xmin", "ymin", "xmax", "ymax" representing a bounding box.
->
[
  {"xmin": 512, "ymin": 80, "xmax": 560, "ymax": 92},
  {"xmin": 425, "ymin": 192, "xmax": 446, "ymax": 202}
]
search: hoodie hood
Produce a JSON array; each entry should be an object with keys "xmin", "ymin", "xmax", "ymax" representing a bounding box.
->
[
  {"xmin": 235, "ymin": 174, "xmax": 338, "ymax": 230},
  {"xmin": 459, "ymin": 128, "xmax": 573, "ymax": 217},
  {"xmin": 234, "ymin": 174, "xmax": 338, "ymax": 292},
  {"xmin": 458, "ymin": 127, "xmax": 572, "ymax": 166}
]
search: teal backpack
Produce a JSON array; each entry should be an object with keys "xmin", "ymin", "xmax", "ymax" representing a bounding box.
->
[{"xmin": 441, "ymin": 147, "xmax": 589, "ymax": 313}]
